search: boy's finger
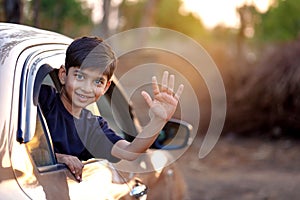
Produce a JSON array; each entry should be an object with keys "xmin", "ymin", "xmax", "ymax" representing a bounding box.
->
[
  {"xmin": 141, "ymin": 91, "xmax": 153, "ymax": 107},
  {"xmin": 67, "ymin": 163, "xmax": 75, "ymax": 174},
  {"xmin": 161, "ymin": 71, "xmax": 169, "ymax": 92},
  {"xmin": 168, "ymin": 74, "xmax": 175, "ymax": 94},
  {"xmin": 152, "ymin": 76, "xmax": 160, "ymax": 95},
  {"xmin": 174, "ymin": 84, "xmax": 184, "ymax": 100},
  {"xmin": 75, "ymin": 170, "xmax": 82, "ymax": 181}
]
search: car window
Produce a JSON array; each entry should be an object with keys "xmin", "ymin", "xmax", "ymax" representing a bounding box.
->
[
  {"xmin": 29, "ymin": 67, "xmax": 138, "ymax": 168},
  {"xmin": 26, "ymin": 73, "xmax": 57, "ymax": 168},
  {"xmin": 98, "ymin": 95, "xmax": 125, "ymax": 138},
  {"xmin": 16, "ymin": 49, "xmax": 67, "ymax": 171},
  {"xmin": 26, "ymin": 107, "xmax": 56, "ymax": 167},
  {"xmin": 97, "ymin": 82, "xmax": 139, "ymax": 141}
]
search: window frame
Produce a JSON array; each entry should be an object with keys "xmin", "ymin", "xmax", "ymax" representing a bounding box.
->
[{"xmin": 16, "ymin": 45, "xmax": 68, "ymax": 172}]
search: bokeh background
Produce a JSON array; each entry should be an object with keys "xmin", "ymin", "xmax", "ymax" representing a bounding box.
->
[{"xmin": 2, "ymin": 0, "xmax": 300, "ymax": 199}]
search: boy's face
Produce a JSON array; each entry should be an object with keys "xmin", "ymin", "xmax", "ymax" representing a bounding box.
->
[{"xmin": 59, "ymin": 66, "xmax": 110, "ymax": 115}]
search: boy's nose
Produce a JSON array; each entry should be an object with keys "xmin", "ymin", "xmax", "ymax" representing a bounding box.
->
[{"xmin": 81, "ymin": 80, "xmax": 93, "ymax": 93}]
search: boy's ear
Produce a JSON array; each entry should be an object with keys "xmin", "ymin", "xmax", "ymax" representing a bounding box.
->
[
  {"xmin": 58, "ymin": 65, "xmax": 66, "ymax": 85},
  {"xmin": 104, "ymin": 81, "xmax": 111, "ymax": 93}
]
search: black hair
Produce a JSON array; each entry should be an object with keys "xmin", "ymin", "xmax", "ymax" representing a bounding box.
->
[{"xmin": 65, "ymin": 36, "xmax": 117, "ymax": 80}]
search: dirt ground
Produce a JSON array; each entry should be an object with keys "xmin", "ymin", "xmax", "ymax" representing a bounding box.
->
[{"xmin": 176, "ymin": 135, "xmax": 300, "ymax": 200}]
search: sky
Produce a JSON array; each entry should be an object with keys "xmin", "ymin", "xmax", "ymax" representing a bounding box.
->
[
  {"xmin": 180, "ymin": 0, "xmax": 273, "ymax": 29},
  {"xmin": 87, "ymin": 0, "xmax": 274, "ymax": 29}
]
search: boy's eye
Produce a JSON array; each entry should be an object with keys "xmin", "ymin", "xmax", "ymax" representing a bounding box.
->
[
  {"xmin": 95, "ymin": 80, "xmax": 100, "ymax": 85},
  {"xmin": 94, "ymin": 79, "xmax": 104, "ymax": 85},
  {"xmin": 75, "ymin": 74, "xmax": 84, "ymax": 80}
]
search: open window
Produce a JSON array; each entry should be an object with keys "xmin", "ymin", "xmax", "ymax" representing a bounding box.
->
[
  {"xmin": 26, "ymin": 106, "xmax": 56, "ymax": 167},
  {"xmin": 96, "ymin": 80, "xmax": 140, "ymax": 140},
  {"xmin": 26, "ymin": 64, "xmax": 64, "ymax": 171}
]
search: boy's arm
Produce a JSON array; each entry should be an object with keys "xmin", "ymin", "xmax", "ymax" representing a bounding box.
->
[{"xmin": 111, "ymin": 71, "xmax": 184, "ymax": 161}]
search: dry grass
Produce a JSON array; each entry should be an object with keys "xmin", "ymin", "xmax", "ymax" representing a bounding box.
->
[{"xmin": 225, "ymin": 38, "xmax": 300, "ymax": 137}]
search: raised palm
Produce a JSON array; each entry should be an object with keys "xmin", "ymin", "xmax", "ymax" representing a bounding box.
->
[{"xmin": 141, "ymin": 71, "xmax": 184, "ymax": 121}]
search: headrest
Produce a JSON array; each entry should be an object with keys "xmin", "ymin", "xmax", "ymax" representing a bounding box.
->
[{"xmin": 33, "ymin": 64, "xmax": 54, "ymax": 105}]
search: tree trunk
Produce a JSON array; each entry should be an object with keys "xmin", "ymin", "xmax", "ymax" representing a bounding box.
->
[
  {"xmin": 4, "ymin": 0, "xmax": 23, "ymax": 23},
  {"xmin": 137, "ymin": 0, "xmax": 159, "ymax": 45},
  {"xmin": 32, "ymin": 0, "xmax": 40, "ymax": 27},
  {"xmin": 139, "ymin": 0, "xmax": 159, "ymax": 27},
  {"xmin": 100, "ymin": 0, "xmax": 111, "ymax": 38}
]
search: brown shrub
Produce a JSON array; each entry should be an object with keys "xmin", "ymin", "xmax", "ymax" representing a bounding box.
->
[{"xmin": 225, "ymin": 39, "xmax": 300, "ymax": 138}]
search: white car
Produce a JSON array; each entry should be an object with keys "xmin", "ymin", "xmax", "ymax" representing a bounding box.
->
[{"xmin": 0, "ymin": 23, "xmax": 192, "ymax": 199}]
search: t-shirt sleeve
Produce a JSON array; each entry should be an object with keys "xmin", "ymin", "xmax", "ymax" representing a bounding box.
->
[
  {"xmin": 83, "ymin": 116, "xmax": 124, "ymax": 163},
  {"xmin": 97, "ymin": 117, "xmax": 124, "ymax": 144}
]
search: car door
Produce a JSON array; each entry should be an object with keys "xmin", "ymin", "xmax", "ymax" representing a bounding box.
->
[{"xmin": 9, "ymin": 44, "xmax": 74, "ymax": 200}]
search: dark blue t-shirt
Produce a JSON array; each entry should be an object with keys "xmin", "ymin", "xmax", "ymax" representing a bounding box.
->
[{"xmin": 38, "ymin": 84, "xmax": 123, "ymax": 162}]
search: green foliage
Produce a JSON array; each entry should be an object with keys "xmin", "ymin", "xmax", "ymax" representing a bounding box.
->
[
  {"xmin": 119, "ymin": 0, "xmax": 206, "ymax": 40},
  {"xmin": 255, "ymin": 0, "xmax": 300, "ymax": 42},
  {"xmin": 119, "ymin": 0, "xmax": 145, "ymax": 29},
  {"xmin": 155, "ymin": 0, "xmax": 206, "ymax": 39},
  {"xmin": 28, "ymin": 0, "xmax": 92, "ymax": 37}
]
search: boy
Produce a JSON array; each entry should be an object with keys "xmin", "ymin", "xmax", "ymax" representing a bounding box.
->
[{"xmin": 39, "ymin": 36, "xmax": 184, "ymax": 183}]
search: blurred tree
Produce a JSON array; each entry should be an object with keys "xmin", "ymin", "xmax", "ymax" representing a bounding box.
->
[
  {"xmin": 3, "ymin": 0, "xmax": 23, "ymax": 23},
  {"xmin": 99, "ymin": 0, "xmax": 111, "ymax": 38},
  {"xmin": 119, "ymin": 0, "xmax": 206, "ymax": 40},
  {"xmin": 225, "ymin": 38, "xmax": 300, "ymax": 138},
  {"xmin": 139, "ymin": 0, "xmax": 159, "ymax": 27},
  {"xmin": 236, "ymin": 4, "xmax": 257, "ymax": 61},
  {"xmin": 155, "ymin": 0, "xmax": 206, "ymax": 39},
  {"xmin": 255, "ymin": 0, "xmax": 300, "ymax": 42},
  {"xmin": 119, "ymin": 0, "xmax": 143, "ymax": 29},
  {"xmin": 32, "ymin": 0, "xmax": 40, "ymax": 27},
  {"xmin": 27, "ymin": 0, "xmax": 92, "ymax": 37}
]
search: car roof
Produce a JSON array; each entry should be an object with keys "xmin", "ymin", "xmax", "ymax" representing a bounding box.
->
[
  {"xmin": 0, "ymin": 22, "xmax": 71, "ymax": 43},
  {"xmin": 0, "ymin": 23, "xmax": 72, "ymax": 65}
]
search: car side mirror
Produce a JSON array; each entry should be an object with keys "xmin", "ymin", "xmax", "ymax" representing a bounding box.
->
[{"xmin": 151, "ymin": 119, "xmax": 192, "ymax": 150}]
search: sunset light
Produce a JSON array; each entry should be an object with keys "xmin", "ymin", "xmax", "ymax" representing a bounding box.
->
[
  {"xmin": 180, "ymin": 0, "xmax": 273, "ymax": 29},
  {"xmin": 87, "ymin": 0, "xmax": 274, "ymax": 29}
]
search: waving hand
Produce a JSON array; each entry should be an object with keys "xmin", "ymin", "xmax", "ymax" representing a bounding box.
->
[{"xmin": 141, "ymin": 71, "xmax": 184, "ymax": 121}]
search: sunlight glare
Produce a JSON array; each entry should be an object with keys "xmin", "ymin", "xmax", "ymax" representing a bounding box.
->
[{"xmin": 180, "ymin": 0, "xmax": 273, "ymax": 29}]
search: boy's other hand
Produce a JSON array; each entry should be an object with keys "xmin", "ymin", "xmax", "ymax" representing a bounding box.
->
[
  {"xmin": 56, "ymin": 153, "xmax": 84, "ymax": 182},
  {"xmin": 141, "ymin": 71, "xmax": 184, "ymax": 121}
]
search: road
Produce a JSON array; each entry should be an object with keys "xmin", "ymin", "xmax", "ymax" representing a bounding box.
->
[{"xmin": 176, "ymin": 136, "xmax": 300, "ymax": 200}]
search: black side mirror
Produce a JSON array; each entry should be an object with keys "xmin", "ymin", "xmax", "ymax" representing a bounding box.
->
[{"xmin": 151, "ymin": 118, "xmax": 192, "ymax": 150}]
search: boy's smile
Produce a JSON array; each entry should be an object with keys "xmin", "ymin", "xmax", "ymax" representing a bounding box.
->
[{"xmin": 59, "ymin": 66, "xmax": 111, "ymax": 117}]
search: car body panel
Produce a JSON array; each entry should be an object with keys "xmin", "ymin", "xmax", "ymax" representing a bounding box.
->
[{"xmin": 0, "ymin": 23, "xmax": 74, "ymax": 200}]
